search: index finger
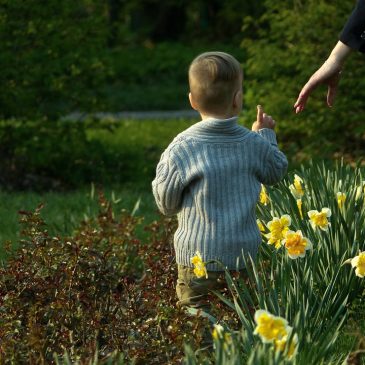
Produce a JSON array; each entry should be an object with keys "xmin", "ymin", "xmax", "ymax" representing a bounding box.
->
[{"xmin": 257, "ymin": 105, "xmax": 264, "ymax": 123}]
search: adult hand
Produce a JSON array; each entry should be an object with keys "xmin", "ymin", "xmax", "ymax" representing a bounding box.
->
[
  {"xmin": 293, "ymin": 60, "xmax": 342, "ymax": 114},
  {"xmin": 294, "ymin": 41, "xmax": 351, "ymax": 114}
]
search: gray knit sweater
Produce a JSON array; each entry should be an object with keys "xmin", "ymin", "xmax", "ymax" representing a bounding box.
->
[{"xmin": 152, "ymin": 116, "xmax": 288, "ymax": 271}]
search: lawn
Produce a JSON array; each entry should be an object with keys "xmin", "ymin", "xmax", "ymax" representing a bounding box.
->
[{"xmin": 0, "ymin": 186, "xmax": 158, "ymax": 257}]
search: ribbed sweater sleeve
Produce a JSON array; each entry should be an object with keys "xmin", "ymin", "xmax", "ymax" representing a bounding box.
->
[
  {"xmin": 256, "ymin": 128, "xmax": 288, "ymax": 185},
  {"xmin": 152, "ymin": 148, "xmax": 184, "ymax": 216}
]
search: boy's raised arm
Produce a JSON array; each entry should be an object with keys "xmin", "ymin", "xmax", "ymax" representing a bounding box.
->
[{"xmin": 252, "ymin": 105, "xmax": 288, "ymax": 185}]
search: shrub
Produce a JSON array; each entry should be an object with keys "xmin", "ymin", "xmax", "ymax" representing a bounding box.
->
[
  {"xmin": 0, "ymin": 193, "xmax": 144, "ymax": 362},
  {"xmin": 0, "ymin": 193, "xmax": 215, "ymax": 363},
  {"xmin": 0, "ymin": 119, "xmax": 127, "ymax": 190},
  {"xmin": 0, "ymin": 117, "xmax": 196, "ymax": 190},
  {"xmin": 0, "ymin": 0, "xmax": 109, "ymax": 119}
]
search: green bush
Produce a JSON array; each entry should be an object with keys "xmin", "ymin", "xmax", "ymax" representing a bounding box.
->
[
  {"xmin": 101, "ymin": 43, "xmax": 245, "ymax": 111},
  {"xmin": 0, "ymin": 118, "xmax": 197, "ymax": 190},
  {"xmin": 0, "ymin": 0, "xmax": 109, "ymax": 119},
  {"xmin": 0, "ymin": 119, "xmax": 118, "ymax": 189},
  {"xmin": 0, "ymin": 0, "xmax": 249, "ymax": 118}
]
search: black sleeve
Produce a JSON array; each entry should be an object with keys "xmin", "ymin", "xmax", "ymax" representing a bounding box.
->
[{"xmin": 339, "ymin": 0, "xmax": 365, "ymax": 53}]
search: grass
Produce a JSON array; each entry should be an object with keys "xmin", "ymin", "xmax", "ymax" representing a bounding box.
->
[{"xmin": 0, "ymin": 186, "xmax": 159, "ymax": 259}]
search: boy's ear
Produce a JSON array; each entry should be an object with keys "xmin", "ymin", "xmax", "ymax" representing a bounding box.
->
[
  {"xmin": 233, "ymin": 89, "xmax": 243, "ymax": 108},
  {"xmin": 189, "ymin": 92, "xmax": 199, "ymax": 110}
]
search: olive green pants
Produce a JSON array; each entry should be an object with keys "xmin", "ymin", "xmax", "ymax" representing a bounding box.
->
[{"xmin": 176, "ymin": 264, "xmax": 246, "ymax": 314}]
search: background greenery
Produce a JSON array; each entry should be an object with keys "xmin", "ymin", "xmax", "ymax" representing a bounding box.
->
[
  {"xmin": 0, "ymin": 0, "xmax": 364, "ymax": 185},
  {"xmin": 1, "ymin": 0, "xmax": 365, "ymax": 362}
]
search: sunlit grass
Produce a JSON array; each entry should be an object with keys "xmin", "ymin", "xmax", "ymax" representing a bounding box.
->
[{"xmin": 0, "ymin": 186, "xmax": 158, "ymax": 259}]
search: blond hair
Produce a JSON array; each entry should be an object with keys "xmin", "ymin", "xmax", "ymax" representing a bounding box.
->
[{"xmin": 188, "ymin": 51, "xmax": 242, "ymax": 115}]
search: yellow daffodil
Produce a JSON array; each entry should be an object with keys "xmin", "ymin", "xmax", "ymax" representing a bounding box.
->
[
  {"xmin": 354, "ymin": 181, "xmax": 365, "ymax": 201},
  {"xmin": 274, "ymin": 327, "xmax": 298, "ymax": 358},
  {"xmin": 289, "ymin": 174, "xmax": 304, "ymax": 199},
  {"xmin": 282, "ymin": 230, "xmax": 312, "ymax": 259},
  {"xmin": 212, "ymin": 324, "xmax": 224, "ymax": 340},
  {"xmin": 257, "ymin": 219, "xmax": 265, "ymax": 233},
  {"xmin": 296, "ymin": 199, "xmax": 303, "ymax": 219},
  {"xmin": 254, "ymin": 310, "xmax": 289, "ymax": 343},
  {"xmin": 265, "ymin": 215, "xmax": 291, "ymax": 249},
  {"xmin": 212, "ymin": 324, "xmax": 233, "ymax": 346},
  {"xmin": 308, "ymin": 208, "xmax": 331, "ymax": 231},
  {"xmin": 346, "ymin": 251, "xmax": 365, "ymax": 278},
  {"xmin": 337, "ymin": 192, "xmax": 346, "ymax": 209},
  {"xmin": 191, "ymin": 251, "xmax": 208, "ymax": 278},
  {"xmin": 260, "ymin": 184, "xmax": 270, "ymax": 205}
]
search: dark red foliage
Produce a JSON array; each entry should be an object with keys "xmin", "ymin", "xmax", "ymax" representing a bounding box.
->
[{"xmin": 0, "ymin": 193, "xmax": 215, "ymax": 364}]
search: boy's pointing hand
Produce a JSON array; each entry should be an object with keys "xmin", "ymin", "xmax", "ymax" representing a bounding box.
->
[{"xmin": 252, "ymin": 105, "xmax": 276, "ymax": 131}]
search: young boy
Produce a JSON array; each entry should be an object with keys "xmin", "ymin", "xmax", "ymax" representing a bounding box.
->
[{"xmin": 152, "ymin": 51, "xmax": 288, "ymax": 314}]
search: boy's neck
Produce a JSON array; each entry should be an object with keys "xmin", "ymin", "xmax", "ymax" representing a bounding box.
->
[{"xmin": 200, "ymin": 111, "xmax": 238, "ymax": 121}]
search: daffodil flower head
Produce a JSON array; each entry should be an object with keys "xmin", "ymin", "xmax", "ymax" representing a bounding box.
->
[
  {"xmin": 350, "ymin": 251, "xmax": 365, "ymax": 278},
  {"xmin": 308, "ymin": 208, "xmax": 331, "ymax": 231},
  {"xmin": 265, "ymin": 215, "xmax": 291, "ymax": 249},
  {"xmin": 191, "ymin": 251, "xmax": 208, "ymax": 278},
  {"xmin": 257, "ymin": 219, "xmax": 265, "ymax": 233},
  {"xmin": 254, "ymin": 310, "xmax": 289, "ymax": 343},
  {"xmin": 212, "ymin": 324, "xmax": 233, "ymax": 347},
  {"xmin": 289, "ymin": 174, "xmax": 304, "ymax": 199},
  {"xmin": 354, "ymin": 181, "xmax": 365, "ymax": 201},
  {"xmin": 260, "ymin": 184, "xmax": 270, "ymax": 206},
  {"xmin": 282, "ymin": 230, "xmax": 312, "ymax": 259},
  {"xmin": 296, "ymin": 199, "xmax": 303, "ymax": 219},
  {"xmin": 337, "ymin": 192, "xmax": 346, "ymax": 209},
  {"xmin": 212, "ymin": 324, "xmax": 224, "ymax": 340},
  {"xmin": 274, "ymin": 327, "xmax": 298, "ymax": 358}
]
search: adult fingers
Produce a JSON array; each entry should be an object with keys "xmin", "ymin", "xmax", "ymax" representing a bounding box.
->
[
  {"xmin": 327, "ymin": 84, "xmax": 338, "ymax": 107},
  {"xmin": 294, "ymin": 86, "xmax": 311, "ymax": 113},
  {"xmin": 294, "ymin": 92, "xmax": 308, "ymax": 113},
  {"xmin": 293, "ymin": 77, "xmax": 319, "ymax": 113}
]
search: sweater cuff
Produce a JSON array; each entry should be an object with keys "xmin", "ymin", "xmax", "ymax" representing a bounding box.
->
[{"xmin": 257, "ymin": 128, "xmax": 278, "ymax": 146}]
